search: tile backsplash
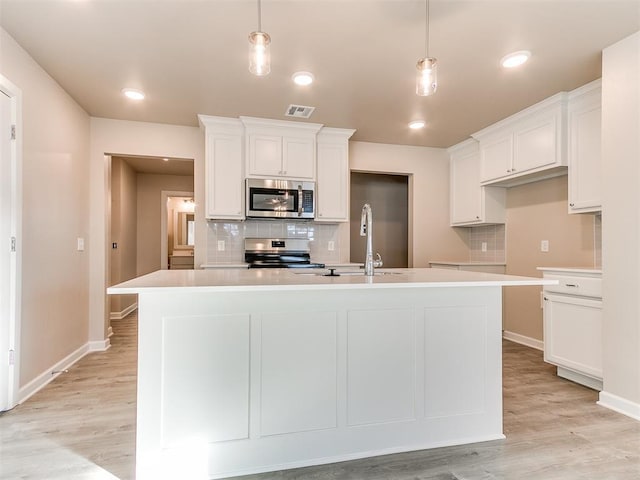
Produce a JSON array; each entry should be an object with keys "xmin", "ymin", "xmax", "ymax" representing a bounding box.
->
[
  {"xmin": 205, "ymin": 219, "xmax": 342, "ymax": 264},
  {"xmin": 468, "ymin": 224, "xmax": 506, "ymax": 263}
]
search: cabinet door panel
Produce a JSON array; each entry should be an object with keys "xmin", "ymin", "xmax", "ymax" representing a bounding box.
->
[
  {"xmin": 283, "ymin": 136, "xmax": 315, "ymax": 179},
  {"xmin": 480, "ymin": 136, "xmax": 512, "ymax": 182},
  {"xmin": 249, "ymin": 134, "xmax": 283, "ymax": 176},
  {"xmin": 514, "ymin": 119, "xmax": 557, "ymax": 173},
  {"xmin": 317, "ymin": 142, "xmax": 348, "ymax": 221},
  {"xmin": 543, "ymin": 293, "xmax": 602, "ymax": 379},
  {"xmin": 206, "ymin": 133, "xmax": 244, "ymax": 219},
  {"xmin": 451, "ymin": 151, "xmax": 481, "ymax": 224},
  {"xmin": 569, "ymin": 105, "xmax": 601, "ymax": 212}
]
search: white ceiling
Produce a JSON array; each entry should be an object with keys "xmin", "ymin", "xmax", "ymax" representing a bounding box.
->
[
  {"xmin": 1, "ymin": 0, "xmax": 639, "ymax": 148},
  {"xmin": 112, "ymin": 155, "xmax": 194, "ymax": 176}
]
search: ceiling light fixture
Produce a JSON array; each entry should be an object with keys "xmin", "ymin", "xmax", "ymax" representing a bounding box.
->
[
  {"xmin": 408, "ymin": 120, "xmax": 426, "ymax": 130},
  {"xmin": 292, "ymin": 71, "xmax": 314, "ymax": 86},
  {"xmin": 501, "ymin": 50, "xmax": 531, "ymax": 68},
  {"xmin": 248, "ymin": 0, "xmax": 271, "ymax": 76},
  {"xmin": 122, "ymin": 88, "xmax": 145, "ymax": 100},
  {"xmin": 416, "ymin": 0, "xmax": 437, "ymax": 96}
]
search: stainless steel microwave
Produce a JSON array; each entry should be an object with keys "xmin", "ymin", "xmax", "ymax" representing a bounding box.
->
[{"xmin": 246, "ymin": 179, "xmax": 316, "ymax": 219}]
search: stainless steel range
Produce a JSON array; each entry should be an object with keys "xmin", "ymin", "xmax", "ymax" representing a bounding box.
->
[{"xmin": 244, "ymin": 238, "xmax": 325, "ymax": 269}]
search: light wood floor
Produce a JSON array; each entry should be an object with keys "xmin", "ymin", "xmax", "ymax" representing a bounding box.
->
[{"xmin": 1, "ymin": 312, "xmax": 639, "ymax": 479}]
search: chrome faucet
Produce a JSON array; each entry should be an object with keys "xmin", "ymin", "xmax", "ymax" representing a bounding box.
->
[{"xmin": 360, "ymin": 203, "xmax": 383, "ymax": 276}]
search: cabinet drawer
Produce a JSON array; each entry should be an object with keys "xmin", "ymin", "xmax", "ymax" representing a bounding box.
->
[{"xmin": 543, "ymin": 274, "xmax": 601, "ymax": 298}]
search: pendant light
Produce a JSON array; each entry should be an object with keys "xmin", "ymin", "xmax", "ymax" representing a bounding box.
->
[
  {"xmin": 416, "ymin": 0, "xmax": 437, "ymax": 96},
  {"xmin": 248, "ymin": 0, "xmax": 271, "ymax": 76}
]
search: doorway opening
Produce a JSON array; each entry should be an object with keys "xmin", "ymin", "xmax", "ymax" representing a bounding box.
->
[
  {"xmin": 350, "ymin": 172, "xmax": 409, "ymax": 268},
  {"xmin": 108, "ymin": 155, "xmax": 194, "ymax": 320}
]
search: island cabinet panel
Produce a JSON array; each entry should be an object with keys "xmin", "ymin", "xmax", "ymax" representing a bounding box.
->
[
  {"xmin": 128, "ymin": 283, "xmax": 512, "ymax": 480},
  {"xmin": 424, "ymin": 306, "xmax": 487, "ymax": 417},
  {"xmin": 260, "ymin": 312, "xmax": 338, "ymax": 436},
  {"xmin": 159, "ymin": 314, "xmax": 250, "ymax": 446},
  {"xmin": 346, "ymin": 309, "xmax": 416, "ymax": 426}
]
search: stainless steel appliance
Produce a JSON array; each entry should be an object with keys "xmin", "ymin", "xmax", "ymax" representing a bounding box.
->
[
  {"xmin": 246, "ymin": 179, "xmax": 315, "ymax": 219},
  {"xmin": 244, "ymin": 238, "xmax": 325, "ymax": 268}
]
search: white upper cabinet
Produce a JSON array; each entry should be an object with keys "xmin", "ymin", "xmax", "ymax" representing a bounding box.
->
[
  {"xmin": 567, "ymin": 79, "xmax": 602, "ymax": 214},
  {"xmin": 316, "ymin": 127, "xmax": 356, "ymax": 222},
  {"xmin": 472, "ymin": 93, "xmax": 568, "ymax": 187},
  {"xmin": 241, "ymin": 117, "xmax": 322, "ymax": 180},
  {"xmin": 448, "ymin": 139, "xmax": 505, "ymax": 226},
  {"xmin": 198, "ymin": 115, "xmax": 245, "ymax": 220}
]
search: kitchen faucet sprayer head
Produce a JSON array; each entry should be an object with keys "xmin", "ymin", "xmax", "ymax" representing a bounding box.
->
[{"xmin": 360, "ymin": 203, "xmax": 371, "ymax": 237}]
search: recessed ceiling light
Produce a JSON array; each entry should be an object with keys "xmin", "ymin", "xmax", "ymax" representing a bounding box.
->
[
  {"xmin": 408, "ymin": 120, "xmax": 426, "ymax": 130},
  {"xmin": 292, "ymin": 71, "xmax": 314, "ymax": 86},
  {"xmin": 501, "ymin": 50, "xmax": 531, "ymax": 68},
  {"xmin": 122, "ymin": 88, "xmax": 145, "ymax": 100}
]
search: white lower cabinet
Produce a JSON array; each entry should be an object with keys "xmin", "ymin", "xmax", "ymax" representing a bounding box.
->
[{"xmin": 540, "ymin": 268, "xmax": 602, "ymax": 390}]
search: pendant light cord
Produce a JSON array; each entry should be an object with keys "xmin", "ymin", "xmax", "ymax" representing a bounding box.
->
[
  {"xmin": 424, "ymin": 0, "xmax": 430, "ymax": 58},
  {"xmin": 257, "ymin": 0, "xmax": 262, "ymax": 32}
]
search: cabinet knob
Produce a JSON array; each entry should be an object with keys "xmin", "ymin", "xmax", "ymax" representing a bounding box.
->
[
  {"xmin": 476, "ymin": 216, "xmax": 480, "ymax": 220},
  {"xmin": 507, "ymin": 169, "xmax": 512, "ymax": 173},
  {"xmin": 569, "ymin": 203, "xmax": 575, "ymax": 207}
]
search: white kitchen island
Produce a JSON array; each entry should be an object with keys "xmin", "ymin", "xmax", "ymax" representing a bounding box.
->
[{"xmin": 108, "ymin": 268, "xmax": 554, "ymax": 480}]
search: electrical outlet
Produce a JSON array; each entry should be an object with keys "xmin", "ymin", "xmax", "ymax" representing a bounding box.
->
[
  {"xmin": 481, "ymin": 242, "xmax": 487, "ymax": 252},
  {"xmin": 540, "ymin": 240, "xmax": 549, "ymax": 252},
  {"xmin": 328, "ymin": 241, "xmax": 335, "ymax": 251},
  {"xmin": 217, "ymin": 240, "xmax": 225, "ymax": 251},
  {"xmin": 77, "ymin": 237, "xmax": 85, "ymax": 251}
]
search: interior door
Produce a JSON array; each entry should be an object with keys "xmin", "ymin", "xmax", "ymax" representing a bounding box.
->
[{"xmin": 0, "ymin": 89, "xmax": 15, "ymax": 411}]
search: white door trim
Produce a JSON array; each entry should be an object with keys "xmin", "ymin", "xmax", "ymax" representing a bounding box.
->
[
  {"xmin": 160, "ymin": 190, "xmax": 194, "ymax": 270},
  {"xmin": 0, "ymin": 74, "xmax": 23, "ymax": 412}
]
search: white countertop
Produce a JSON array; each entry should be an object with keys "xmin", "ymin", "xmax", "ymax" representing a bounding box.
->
[
  {"xmin": 429, "ymin": 261, "xmax": 507, "ymax": 266},
  {"xmin": 537, "ymin": 267, "xmax": 602, "ymax": 274},
  {"xmin": 108, "ymin": 268, "xmax": 557, "ymax": 294}
]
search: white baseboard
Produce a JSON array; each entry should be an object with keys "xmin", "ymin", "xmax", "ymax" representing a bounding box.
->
[
  {"xmin": 17, "ymin": 337, "xmax": 111, "ymax": 405},
  {"xmin": 88, "ymin": 338, "xmax": 111, "ymax": 352},
  {"xmin": 502, "ymin": 330, "xmax": 544, "ymax": 351},
  {"xmin": 598, "ymin": 391, "xmax": 640, "ymax": 421},
  {"xmin": 110, "ymin": 301, "xmax": 138, "ymax": 320},
  {"xmin": 107, "ymin": 325, "xmax": 114, "ymax": 338}
]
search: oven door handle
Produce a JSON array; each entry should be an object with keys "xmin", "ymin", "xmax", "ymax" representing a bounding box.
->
[{"xmin": 298, "ymin": 185, "xmax": 303, "ymax": 216}]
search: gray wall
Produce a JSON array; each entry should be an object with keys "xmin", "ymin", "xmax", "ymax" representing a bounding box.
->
[{"xmin": 350, "ymin": 172, "xmax": 409, "ymax": 268}]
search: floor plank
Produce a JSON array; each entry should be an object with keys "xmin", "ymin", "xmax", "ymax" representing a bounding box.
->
[{"xmin": 1, "ymin": 313, "xmax": 638, "ymax": 479}]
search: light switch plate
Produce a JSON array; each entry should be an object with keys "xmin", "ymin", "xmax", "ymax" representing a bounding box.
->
[
  {"xmin": 77, "ymin": 237, "xmax": 85, "ymax": 251},
  {"xmin": 540, "ymin": 240, "xmax": 549, "ymax": 252},
  {"xmin": 217, "ymin": 240, "xmax": 225, "ymax": 251},
  {"xmin": 481, "ymin": 242, "xmax": 487, "ymax": 252},
  {"xmin": 328, "ymin": 241, "xmax": 335, "ymax": 251}
]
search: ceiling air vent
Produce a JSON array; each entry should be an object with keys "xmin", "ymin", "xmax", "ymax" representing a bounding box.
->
[{"xmin": 285, "ymin": 104, "xmax": 315, "ymax": 119}]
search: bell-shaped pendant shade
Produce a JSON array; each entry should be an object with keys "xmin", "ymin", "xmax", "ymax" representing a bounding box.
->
[
  {"xmin": 249, "ymin": 31, "xmax": 271, "ymax": 76},
  {"xmin": 416, "ymin": 57, "xmax": 437, "ymax": 96}
]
